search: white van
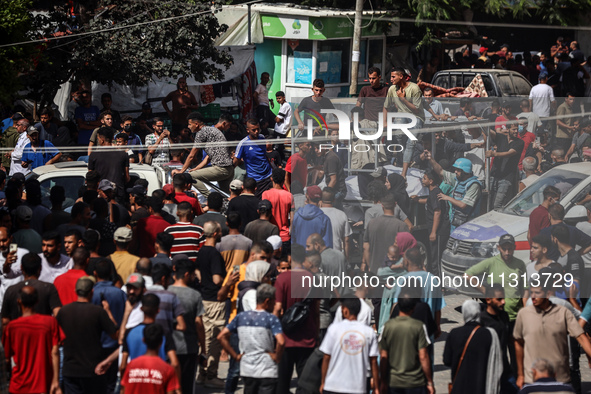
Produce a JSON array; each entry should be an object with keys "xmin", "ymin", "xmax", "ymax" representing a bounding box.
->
[{"xmin": 441, "ymin": 163, "xmax": 591, "ymax": 296}]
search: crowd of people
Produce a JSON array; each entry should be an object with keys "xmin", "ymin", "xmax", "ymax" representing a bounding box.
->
[{"xmin": 0, "ymin": 37, "xmax": 590, "ymax": 394}]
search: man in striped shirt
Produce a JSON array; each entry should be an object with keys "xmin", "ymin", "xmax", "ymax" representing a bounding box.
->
[{"xmin": 164, "ymin": 202, "xmax": 204, "ymax": 262}]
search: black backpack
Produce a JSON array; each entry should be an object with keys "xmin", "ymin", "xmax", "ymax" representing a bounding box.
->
[{"xmin": 281, "ymin": 296, "xmax": 313, "ymax": 336}]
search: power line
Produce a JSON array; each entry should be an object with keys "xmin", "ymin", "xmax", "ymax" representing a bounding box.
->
[{"xmin": 0, "ymin": 0, "xmax": 265, "ymax": 49}]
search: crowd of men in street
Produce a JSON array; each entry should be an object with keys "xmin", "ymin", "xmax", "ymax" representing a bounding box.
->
[{"xmin": 0, "ymin": 36, "xmax": 591, "ymax": 394}]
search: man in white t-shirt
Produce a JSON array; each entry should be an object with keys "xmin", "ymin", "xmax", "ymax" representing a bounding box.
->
[
  {"xmin": 254, "ymin": 72, "xmax": 275, "ymax": 131},
  {"xmin": 273, "ymin": 91, "xmax": 292, "ymax": 161},
  {"xmin": 320, "ymin": 298, "xmax": 379, "ymax": 394},
  {"xmin": 529, "ymin": 71, "xmax": 556, "ymax": 119}
]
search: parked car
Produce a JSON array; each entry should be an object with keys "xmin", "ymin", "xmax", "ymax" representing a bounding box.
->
[{"xmin": 441, "ymin": 163, "xmax": 591, "ymax": 296}]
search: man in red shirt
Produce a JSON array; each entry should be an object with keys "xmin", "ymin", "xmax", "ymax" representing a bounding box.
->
[
  {"xmin": 136, "ymin": 197, "xmax": 171, "ymax": 258},
  {"xmin": 169, "ymin": 173, "xmax": 203, "ymax": 216},
  {"xmin": 120, "ymin": 323, "xmax": 180, "ymax": 394},
  {"xmin": 528, "ymin": 185, "xmax": 561, "ymax": 245},
  {"xmin": 262, "ymin": 168, "xmax": 292, "ymax": 253},
  {"xmin": 3, "ymin": 286, "xmax": 62, "ymax": 394},
  {"xmin": 516, "ymin": 117, "xmax": 536, "ymax": 172},
  {"xmin": 54, "ymin": 247, "xmax": 90, "ymax": 305},
  {"xmin": 285, "ymin": 141, "xmax": 310, "ymax": 191}
]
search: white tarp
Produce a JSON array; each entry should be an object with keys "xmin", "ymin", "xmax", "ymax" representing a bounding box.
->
[
  {"xmin": 55, "ymin": 46, "xmax": 254, "ymax": 118},
  {"xmin": 215, "ymin": 9, "xmax": 263, "ymax": 46}
]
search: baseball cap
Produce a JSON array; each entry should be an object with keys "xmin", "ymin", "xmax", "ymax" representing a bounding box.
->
[
  {"xmin": 114, "ymin": 227, "xmax": 133, "ymax": 242},
  {"xmin": 498, "ymin": 234, "xmax": 515, "ymax": 247},
  {"xmin": 230, "ymin": 179, "xmax": 243, "ymax": 191},
  {"xmin": 479, "ymin": 47, "xmax": 488, "ymax": 54},
  {"xmin": 75, "ymin": 276, "xmax": 96, "ymax": 293},
  {"xmin": 126, "ymin": 273, "xmax": 145, "ymax": 289},
  {"xmin": 258, "ymin": 199, "xmax": 272, "ymax": 211},
  {"xmin": 370, "ymin": 167, "xmax": 387, "ymax": 178},
  {"xmin": 98, "ymin": 179, "xmax": 115, "ymax": 191},
  {"xmin": 26, "ymin": 126, "xmax": 39, "ymax": 135},
  {"xmin": 126, "ymin": 185, "xmax": 147, "ymax": 196},
  {"xmin": 306, "ymin": 185, "xmax": 322, "ymax": 200},
  {"xmin": 267, "ymin": 235, "xmax": 282, "ymax": 251},
  {"xmin": 12, "ymin": 113, "xmax": 24, "ymax": 121},
  {"xmin": 142, "ymin": 102, "xmax": 151, "ymax": 109},
  {"xmin": 16, "ymin": 205, "xmax": 32, "ymax": 222},
  {"xmin": 162, "ymin": 184, "xmax": 174, "ymax": 196}
]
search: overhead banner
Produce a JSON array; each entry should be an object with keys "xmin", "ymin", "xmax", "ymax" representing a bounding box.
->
[{"xmin": 262, "ymin": 15, "xmax": 309, "ymax": 39}]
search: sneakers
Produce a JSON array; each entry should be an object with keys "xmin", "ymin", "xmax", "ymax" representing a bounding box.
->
[{"xmin": 204, "ymin": 377, "xmax": 225, "ymax": 389}]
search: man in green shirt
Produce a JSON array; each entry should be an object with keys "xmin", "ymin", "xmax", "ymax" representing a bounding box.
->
[
  {"xmin": 379, "ymin": 293, "xmax": 434, "ymax": 394},
  {"xmin": 465, "ymin": 234, "xmax": 527, "ymax": 321},
  {"xmin": 382, "ymin": 67, "xmax": 426, "ymax": 179}
]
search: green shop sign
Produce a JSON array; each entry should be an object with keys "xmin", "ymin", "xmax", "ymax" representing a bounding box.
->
[{"xmin": 262, "ymin": 15, "xmax": 383, "ymax": 39}]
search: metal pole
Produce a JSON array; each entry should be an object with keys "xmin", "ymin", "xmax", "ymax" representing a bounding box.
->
[
  {"xmin": 247, "ymin": 4, "xmax": 252, "ymax": 45},
  {"xmin": 349, "ymin": 0, "xmax": 363, "ymax": 96}
]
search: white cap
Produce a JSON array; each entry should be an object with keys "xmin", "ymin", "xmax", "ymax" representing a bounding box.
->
[{"xmin": 266, "ymin": 235, "xmax": 282, "ymax": 251}]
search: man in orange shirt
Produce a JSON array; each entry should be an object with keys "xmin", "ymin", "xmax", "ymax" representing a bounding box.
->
[{"xmin": 262, "ymin": 168, "xmax": 292, "ymax": 255}]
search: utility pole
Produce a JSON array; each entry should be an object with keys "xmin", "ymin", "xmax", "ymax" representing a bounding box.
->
[{"xmin": 349, "ymin": 0, "xmax": 363, "ymax": 96}]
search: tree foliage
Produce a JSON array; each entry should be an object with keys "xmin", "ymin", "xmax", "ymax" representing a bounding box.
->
[
  {"xmin": 23, "ymin": 0, "xmax": 232, "ymax": 106},
  {"xmin": 0, "ymin": 0, "xmax": 38, "ymax": 106}
]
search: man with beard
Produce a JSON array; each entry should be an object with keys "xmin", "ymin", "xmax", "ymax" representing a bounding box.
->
[
  {"xmin": 162, "ymin": 77, "xmax": 199, "ymax": 133},
  {"xmin": 35, "ymin": 108, "xmax": 58, "ymax": 142},
  {"xmin": 38, "ymin": 231, "xmax": 72, "ymax": 284},
  {"xmin": 0, "ymin": 227, "xmax": 30, "ymax": 304}
]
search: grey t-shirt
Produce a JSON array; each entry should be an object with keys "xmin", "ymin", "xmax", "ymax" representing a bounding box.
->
[
  {"xmin": 364, "ymin": 215, "xmax": 409, "ymax": 273},
  {"xmin": 364, "ymin": 204, "xmax": 407, "ymax": 230},
  {"xmin": 168, "ymin": 285, "xmax": 205, "ymax": 355}
]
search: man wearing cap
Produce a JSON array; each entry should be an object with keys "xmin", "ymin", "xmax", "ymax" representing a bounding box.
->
[
  {"xmin": 529, "ymin": 70, "xmax": 556, "ymax": 121},
  {"xmin": 21, "ymin": 125, "xmax": 61, "ymax": 171},
  {"xmin": 227, "ymin": 177, "xmax": 259, "ymax": 233},
  {"xmin": 428, "ymin": 154, "xmax": 482, "ymax": 232},
  {"xmin": 383, "ymin": 67, "xmax": 426, "ymax": 179},
  {"xmin": 9, "ymin": 123, "xmax": 33, "ymax": 176},
  {"xmin": 292, "ymin": 185, "xmax": 333, "ymax": 249},
  {"xmin": 12, "ymin": 205, "xmax": 42, "ymax": 254},
  {"xmin": 244, "ymin": 199, "xmax": 279, "ymax": 244},
  {"xmin": 235, "ymin": 119, "xmax": 274, "ymax": 197},
  {"xmin": 57, "ymin": 276, "xmax": 118, "ymax": 394},
  {"xmin": 174, "ymin": 111, "xmax": 234, "ymax": 197},
  {"xmin": 1, "ymin": 114, "xmax": 27, "ymax": 172},
  {"xmin": 465, "ymin": 234, "xmax": 527, "ymax": 322},
  {"xmin": 110, "ymin": 227, "xmax": 139, "ymax": 284},
  {"xmin": 229, "ymin": 179, "xmax": 243, "ymax": 200}
]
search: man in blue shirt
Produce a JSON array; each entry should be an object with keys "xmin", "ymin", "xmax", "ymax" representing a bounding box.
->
[
  {"xmin": 21, "ymin": 126, "xmax": 61, "ymax": 171},
  {"xmin": 234, "ymin": 119, "xmax": 273, "ymax": 198}
]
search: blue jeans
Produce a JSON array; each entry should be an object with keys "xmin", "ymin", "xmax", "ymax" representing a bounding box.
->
[{"xmin": 225, "ymin": 333, "xmax": 241, "ymax": 394}]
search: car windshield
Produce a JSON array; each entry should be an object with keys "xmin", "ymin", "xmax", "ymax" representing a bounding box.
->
[
  {"xmin": 501, "ymin": 169, "xmax": 588, "ymax": 216},
  {"xmin": 40, "ymin": 176, "xmax": 85, "ymax": 209}
]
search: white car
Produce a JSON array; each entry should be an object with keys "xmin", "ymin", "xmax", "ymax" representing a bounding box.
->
[{"xmin": 441, "ymin": 163, "xmax": 591, "ymax": 295}]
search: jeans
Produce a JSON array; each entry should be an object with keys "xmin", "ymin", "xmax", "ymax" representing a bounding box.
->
[
  {"xmin": 225, "ymin": 333, "xmax": 241, "ymax": 394},
  {"xmin": 244, "ymin": 377, "xmax": 277, "ymax": 394},
  {"xmin": 493, "ymin": 179, "xmax": 513, "ymax": 210}
]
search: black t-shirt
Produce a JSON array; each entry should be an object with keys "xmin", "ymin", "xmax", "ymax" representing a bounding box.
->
[
  {"xmin": 358, "ymin": 85, "xmax": 388, "ymax": 122},
  {"xmin": 323, "ymin": 150, "xmax": 347, "ymax": 194},
  {"xmin": 227, "ymin": 195, "xmax": 259, "ymax": 232},
  {"xmin": 88, "ymin": 150, "xmax": 129, "ymax": 192},
  {"xmin": 426, "ymin": 186, "xmax": 450, "ymax": 235},
  {"xmin": 497, "ymin": 137, "xmax": 524, "ymax": 180},
  {"xmin": 561, "ymin": 248, "xmax": 585, "ymax": 282},
  {"xmin": 196, "ymin": 246, "xmax": 227, "ymax": 301},
  {"xmin": 480, "ymin": 308, "xmax": 511, "ymax": 375},
  {"xmin": 57, "ymin": 302, "xmax": 118, "ymax": 377},
  {"xmin": 244, "ymin": 218, "xmax": 279, "ymax": 244},
  {"xmin": 298, "ymin": 96, "xmax": 335, "ymax": 124},
  {"xmin": 1, "ymin": 279, "xmax": 62, "ymax": 320}
]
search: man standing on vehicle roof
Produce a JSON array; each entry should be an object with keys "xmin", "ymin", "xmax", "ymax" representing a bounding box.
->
[{"xmin": 427, "ymin": 155, "xmax": 482, "ymax": 233}]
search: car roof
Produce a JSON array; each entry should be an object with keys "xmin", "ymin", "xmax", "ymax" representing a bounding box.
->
[
  {"xmin": 32, "ymin": 162, "xmax": 155, "ymax": 176},
  {"xmin": 546, "ymin": 162, "xmax": 591, "ymax": 175},
  {"xmin": 435, "ymin": 69, "xmax": 527, "ymax": 75}
]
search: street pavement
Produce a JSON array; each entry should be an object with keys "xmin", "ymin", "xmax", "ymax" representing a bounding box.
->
[{"xmin": 198, "ymin": 291, "xmax": 591, "ymax": 393}]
